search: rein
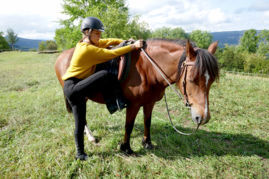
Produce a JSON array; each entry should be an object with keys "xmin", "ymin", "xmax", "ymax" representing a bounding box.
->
[{"xmin": 141, "ymin": 48, "xmax": 200, "ymax": 135}]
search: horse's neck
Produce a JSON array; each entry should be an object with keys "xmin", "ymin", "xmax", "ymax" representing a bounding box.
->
[{"xmin": 142, "ymin": 43, "xmax": 183, "ymax": 87}]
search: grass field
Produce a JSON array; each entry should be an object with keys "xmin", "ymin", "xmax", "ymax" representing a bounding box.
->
[{"xmin": 0, "ymin": 51, "xmax": 268, "ymax": 178}]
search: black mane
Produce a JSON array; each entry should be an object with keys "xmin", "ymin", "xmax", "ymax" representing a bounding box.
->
[{"xmin": 177, "ymin": 49, "xmax": 219, "ymax": 82}]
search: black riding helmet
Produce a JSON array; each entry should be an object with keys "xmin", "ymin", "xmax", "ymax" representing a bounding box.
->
[{"xmin": 81, "ymin": 17, "xmax": 105, "ymax": 32}]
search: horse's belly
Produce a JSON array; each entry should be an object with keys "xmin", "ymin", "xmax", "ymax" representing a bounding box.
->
[{"xmin": 87, "ymin": 92, "xmax": 105, "ymax": 104}]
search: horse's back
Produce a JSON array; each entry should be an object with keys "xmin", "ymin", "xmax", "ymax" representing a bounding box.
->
[{"xmin": 54, "ymin": 48, "xmax": 75, "ymax": 87}]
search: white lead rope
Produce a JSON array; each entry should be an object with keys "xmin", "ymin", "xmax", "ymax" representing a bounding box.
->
[{"xmin": 141, "ymin": 48, "xmax": 199, "ymax": 135}]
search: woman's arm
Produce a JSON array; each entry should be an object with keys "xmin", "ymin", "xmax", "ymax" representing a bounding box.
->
[
  {"xmin": 84, "ymin": 40, "xmax": 142, "ymax": 65},
  {"xmin": 98, "ymin": 38, "xmax": 124, "ymax": 48}
]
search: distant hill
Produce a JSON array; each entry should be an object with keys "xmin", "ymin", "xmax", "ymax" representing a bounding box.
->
[
  {"xmin": 211, "ymin": 30, "xmax": 245, "ymax": 48},
  {"xmin": 5, "ymin": 30, "xmax": 248, "ymax": 50},
  {"xmin": 5, "ymin": 37, "xmax": 46, "ymax": 51}
]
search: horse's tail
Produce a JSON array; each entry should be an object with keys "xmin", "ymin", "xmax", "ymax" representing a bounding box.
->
[{"xmin": 64, "ymin": 95, "xmax": 72, "ymax": 113}]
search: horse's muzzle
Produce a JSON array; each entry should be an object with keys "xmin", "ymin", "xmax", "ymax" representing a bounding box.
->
[{"xmin": 191, "ymin": 107, "xmax": 211, "ymax": 125}]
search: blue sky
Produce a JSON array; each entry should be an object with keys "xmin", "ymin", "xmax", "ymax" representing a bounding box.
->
[{"xmin": 0, "ymin": 0, "xmax": 268, "ymax": 40}]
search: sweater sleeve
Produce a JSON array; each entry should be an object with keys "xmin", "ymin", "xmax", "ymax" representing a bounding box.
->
[
  {"xmin": 83, "ymin": 44, "xmax": 132, "ymax": 65},
  {"xmin": 98, "ymin": 38, "xmax": 124, "ymax": 48}
]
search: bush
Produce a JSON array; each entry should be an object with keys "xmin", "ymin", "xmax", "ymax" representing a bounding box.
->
[
  {"xmin": 243, "ymin": 53, "xmax": 269, "ymax": 74},
  {"xmin": 46, "ymin": 40, "xmax": 57, "ymax": 50},
  {"xmin": 38, "ymin": 40, "xmax": 58, "ymax": 51},
  {"xmin": 218, "ymin": 45, "xmax": 244, "ymax": 71}
]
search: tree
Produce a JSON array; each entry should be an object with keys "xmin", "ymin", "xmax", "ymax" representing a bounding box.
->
[
  {"xmin": 239, "ymin": 29, "xmax": 258, "ymax": 53},
  {"xmin": 218, "ymin": 45, "xmax": 244, "ymax": 71},
  {"xmin": 0, "ymin": 32, "xmax": 10, "ymax": 50},
  {"xmin": 6, "ymin": 28, "xmax": 18, "ymax": 50},
  {"xmin": 46, "ymin": 40, "xmax": 58, "ymax": 50},
  {"xmin": 189, "ymin": 30, "xmax": 212, "ymax": 49},
  {"xmin": 126, "ymin": 16, "xmax": 151, "ymax": 40},
  {"xmin": 152, "ymin": 27, "xmax": 188, "ymax": 39},
  {"xmin": 55, "ymin": 0, "xmax": 150, "ymax": 50},
  {"xmin": 257, "ymin": 29, "xmax": 269, "ymax": 57},
  {"xmin": 38, "ymin": 41, "xmax": 46, "ymax": 51}
]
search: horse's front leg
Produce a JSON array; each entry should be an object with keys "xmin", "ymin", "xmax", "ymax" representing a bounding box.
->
[
  {"xmin": 120, "ymin": 104, "xmax": 140, "ymax": 154},
  {"xmin": 142, "ymin": 102, "xmax": 155, "ymax": 149}
]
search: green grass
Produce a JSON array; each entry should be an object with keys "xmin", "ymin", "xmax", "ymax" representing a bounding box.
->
[{"xmin": 0, "ymin": 51, "xmax": 268, "ymax": 178}]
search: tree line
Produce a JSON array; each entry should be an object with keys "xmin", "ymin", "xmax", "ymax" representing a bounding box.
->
[
  {"xmin": 54, "ymin": 0, "xmax": 213, "ymax": 50},
  {"xmin": 1, "ymin": 0, "xmax": 268, "ymax": 74},
  {"xmin": 54, "ymin": 0, "xmax": 268, "ymax": 74},
  {"xmin": 217, "ymin": 29, "xmax": 269, "ymax": 74}
]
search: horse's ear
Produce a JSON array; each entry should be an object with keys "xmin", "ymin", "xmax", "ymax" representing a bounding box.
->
[
  {"xmin": 186, "ymin": 40, "xmax": 196, "ymax": 60},
  {"xmin": 208, "ymin": 41, "xmax": 218, "ymax": 54}
]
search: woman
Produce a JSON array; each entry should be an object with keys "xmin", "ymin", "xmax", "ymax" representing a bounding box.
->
[{"xmin": 62, "ymin": 17, "xmax": 143, "ymax": 160}]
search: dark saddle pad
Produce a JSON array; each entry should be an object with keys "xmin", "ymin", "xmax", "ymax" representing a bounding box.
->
[
  {"xmin": 95, "ymin": 41, "xmax": 132, "ymax": 82},
  {"xmin": 95, "ymin": 41, "xmax": 132, "ymax": 114}
]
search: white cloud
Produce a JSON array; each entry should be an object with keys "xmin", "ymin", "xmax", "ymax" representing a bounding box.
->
[
  {"xmin": 0, "ymin": 0, "xmax": 268, "ymax": 40},
  {"xmin": 0, "ymin": 0, "xmax": 65, "ymax": 39},
  {"xmin": 128, "ymin": 0, "xmax": 230, "ymax": 32},
  {"xmin": 0, "ymin": 14, "xmax": 60, "ymax": 39},
  {"xmin": 250, "ymin": 0, "xmax": 269, "ymax": 12},
  {"xmin": 0, "ymin": 0, "xmax": 63, "ymax": 17},
  {"xmin": 207, "ymin": 8, "xmax": 228, "ymax": 24},
  {"xmin": 19, "ymin": 31, "xmax": 55, "ymax": 40},
  {"xmin": 264, "ymin": 10, "xmax": 269, "ymax": 17}
]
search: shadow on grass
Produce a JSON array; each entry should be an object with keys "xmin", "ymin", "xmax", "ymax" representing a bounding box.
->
[
  {"xmin": 143, "ymin": 123, "xmax": 268, "ymax": 159},
  {"xmin": 104, "ymin": 123, "xmax": 269, "ymax": 160}
]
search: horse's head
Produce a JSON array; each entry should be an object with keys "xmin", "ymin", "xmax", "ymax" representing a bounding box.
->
[{"xmin": 176, "ymin": 40, "xmax": 219, "ymax": 125}]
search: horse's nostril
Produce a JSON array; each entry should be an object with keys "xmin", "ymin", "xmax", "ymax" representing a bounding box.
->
[{"xmin": 195, "ymin": 116, "xmax": 201, "ymax": 123}]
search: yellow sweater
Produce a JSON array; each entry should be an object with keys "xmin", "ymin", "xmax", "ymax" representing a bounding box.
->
[{"xmin": 62, "ymin": 38, "xmax": 132, "ymax": 80}]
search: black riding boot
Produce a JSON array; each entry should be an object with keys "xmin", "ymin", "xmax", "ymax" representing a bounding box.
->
[
  {"xmin": 72, "ymin": 102, "xmax": 88, "ymax": 160},
  {"xmin": 75, "ymin": 132, "xmax": 88, "ymax": 160}
]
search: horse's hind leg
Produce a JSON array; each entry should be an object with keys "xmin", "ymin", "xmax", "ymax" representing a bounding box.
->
[
  {"xmin": 120, "ymin": 104, "xmax": 140, "ymax": 154},
  {"xmin": 142, "ymin": 103, "xmax": 155, "ymax": 149}
]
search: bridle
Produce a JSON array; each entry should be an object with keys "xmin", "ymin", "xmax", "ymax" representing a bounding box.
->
[
  {"xmin": 181, "ymin": 60, "xmax": 196, "ymax": 107},
  {"xmin": 141, "ymin": 48, "xmax": 199, "ymax": 135}
]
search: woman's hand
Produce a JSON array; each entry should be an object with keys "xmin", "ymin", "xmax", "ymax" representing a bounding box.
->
[
  {"xmin": 128, "ymin": 38, "xmax": 135, "ymax": 42},
  {"xmin": 131, "ymin": 40, "xmax": 143, "ymax": 50}
]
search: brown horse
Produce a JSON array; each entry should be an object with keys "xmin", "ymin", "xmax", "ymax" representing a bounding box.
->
[{"xmin": 54, "ymin": 39, "xmax": 219, "ymax": 154}]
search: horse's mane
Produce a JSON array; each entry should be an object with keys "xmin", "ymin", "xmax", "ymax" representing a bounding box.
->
[{"xmin": 177, "ymin": 49, "xmax": 220, "ymax": 82}]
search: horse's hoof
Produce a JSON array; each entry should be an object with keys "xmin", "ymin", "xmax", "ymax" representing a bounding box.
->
[
  {"xmin": 75, "ymin": 152, "xmax": 88, "ymax": 161},
  {"xmin": 93, "ymin": 138, "xmax": 100, "ymax": 144},
  {"xmin": 142, "ymin": 139, "xmax": 154, "ymax": 150},
  {"xmin": 120, "ymin": 143, "xmax": 134, "ymax": 155}
]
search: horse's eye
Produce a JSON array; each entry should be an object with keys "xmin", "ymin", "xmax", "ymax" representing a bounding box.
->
[
  {"xmin": 189, "ymin": 77, "xmax": 198, "ymax": 84},
  {"xmin": 190, "ymin": 74, "xmax": 200, "ymax": 84}
]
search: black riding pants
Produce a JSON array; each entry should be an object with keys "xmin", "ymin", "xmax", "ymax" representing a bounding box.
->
[{"xmin": 63, "ymin": 70, "xmax": 114, "ymax": 154}]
